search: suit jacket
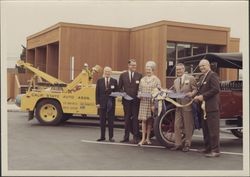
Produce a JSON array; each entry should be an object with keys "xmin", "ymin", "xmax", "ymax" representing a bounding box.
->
[
  {"xmin": 118, "ymin": 71, "xmax": 142, "ymax": 99},
  {"xmin": 95, "ymin": 77, "xmax": 118, "ymax": 108},
  {"xmin": 174, "ymin": 74, "xmax": 197, "ymax": 111},
  {"xmin": 197, "ymin": 70, "xmax": 220, "ymax": 112}
]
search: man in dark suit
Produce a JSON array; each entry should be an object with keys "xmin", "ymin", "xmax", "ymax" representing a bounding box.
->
[
  {"xmin": 96, "ymin": 66, "xmax": 118, "ymax": 142},
  {"xmin": 194, "ymin": 59, "xmax": 221, "ymax": 157},
  {"xmin": 119, "ymin": 59, "xmax": 142, "ymax": 143}
]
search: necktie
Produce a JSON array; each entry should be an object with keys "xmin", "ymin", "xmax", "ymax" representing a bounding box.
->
[
  {"xmin": 106, "ymin": 77, "xmax": 109, "ymax": 89},
  {"xmin": 130, "ymin": 72, "xmax": 133, "ymax": 82},
  {"xmin": 179, "ymin": 77, "xmax": 182, "ymax": 90}
]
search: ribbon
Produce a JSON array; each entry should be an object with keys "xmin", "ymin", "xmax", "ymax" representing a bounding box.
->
[
  {"xmin": 152, "ymin": 88, "xmax": 194, "ymax": 116},
  {"xmin": 201, "ymin": 101, "xmax": 206, "ymax": 120}
]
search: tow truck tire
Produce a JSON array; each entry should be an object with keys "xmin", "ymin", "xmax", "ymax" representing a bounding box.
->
[
  {"xmin": 153, "ymin": 106, "xmax": 176, "ymax": 148},
  {"xmin": 231, "ymin": 129, "xmax": 243, "ymax": 139},
  {"xmin": 35, "ymin": 99, "xmax": 63, "ymax": 125}
]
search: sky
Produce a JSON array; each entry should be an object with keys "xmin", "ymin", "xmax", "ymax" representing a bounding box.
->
[{"xmin": 1, "ymin": 0, "xmax": 248, "ymax": 68}]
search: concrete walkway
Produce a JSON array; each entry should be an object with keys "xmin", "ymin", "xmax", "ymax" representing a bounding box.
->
[{"xmin": 7, "ymin": 103, "xmax": 22, "ymax": 112}]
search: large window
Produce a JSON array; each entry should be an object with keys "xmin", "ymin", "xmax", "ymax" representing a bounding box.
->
[
  {"xmin": 177, "ymin": 43, "xmax": 191, "ymax": 58},
  {"xmin": 192, "ymin": 44, "xmax": 206, "ymax": 55},
  {"xmin": 208, "ymin": 44, "xmax": 221, "ymax": 52},
  {"xmin": 166, "ymin": 42, "xmax": 222, "ymax": 77}
]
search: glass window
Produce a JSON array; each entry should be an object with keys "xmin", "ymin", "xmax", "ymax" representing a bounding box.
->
[
  {"xmin": 177, "ymin": 43, "xmax": 191, "ymax": 58},
  {"xmin": 192, "ymin": 44, "xmax": 206, "ymax": 55},
  {"xmin": 208, "ymin": 45, "xmax": 221, "ymax": 52},
  {"xmin": 166, "ymin": 43, "xmax": 224, "ymax": 77},
  {"xmin": 166, "ymin": 42, "xmax": 176, "ymax": 76}
]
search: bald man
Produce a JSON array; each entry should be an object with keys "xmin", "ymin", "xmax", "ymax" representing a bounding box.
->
[
  {"xmin": 171, "ymin": 63, "xmax": 197, "ymax": 152},
  {"xmin": 96, "ymin": 66, "xmax": 118, "ymax": 142},
  {"xmin": 194, "ymin": 59, "xmax": 221, "ymax": 157}
]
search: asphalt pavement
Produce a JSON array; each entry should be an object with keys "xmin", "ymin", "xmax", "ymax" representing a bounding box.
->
[{"xmin": 6, "ymin": 111, "xmax": 243, "ymax": 172}]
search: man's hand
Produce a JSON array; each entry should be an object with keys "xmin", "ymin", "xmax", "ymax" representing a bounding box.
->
[
  {"xmin": 194, "ymin": 95, "xmax": 204, "ymax": 101},
  {"xmin": 96, "ymin": 104, "xmax": 100, "ymax": 108}
]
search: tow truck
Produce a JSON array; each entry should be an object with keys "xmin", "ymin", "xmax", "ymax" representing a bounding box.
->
[{"xmin": 16, "ymin": 60, "xmax": 124, "ymax": 125}]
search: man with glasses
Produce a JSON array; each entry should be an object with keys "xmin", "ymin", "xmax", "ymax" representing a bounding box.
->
[
  {"xmin": 170, "ymin": 63, "xmax": 197, "ymax": 152},
  {"xmin": 194, "ymin": 59, "xmax": 221, "ymax": 157}
]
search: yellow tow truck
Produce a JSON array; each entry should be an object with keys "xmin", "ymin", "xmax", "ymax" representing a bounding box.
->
[{"xmin": 16, "ymin": 60, "xmax": 124, "ymax": 125}]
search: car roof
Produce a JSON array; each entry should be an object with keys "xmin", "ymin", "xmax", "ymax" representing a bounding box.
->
[{"xmin": 177, "ymin": 52, "xmax": 242, "ymax": 69}]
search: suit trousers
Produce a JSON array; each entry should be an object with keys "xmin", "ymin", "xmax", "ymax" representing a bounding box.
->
[
  {"xmin": 122, "ymin": 99, "xmax": 140, "ymax": 140},
  {"xmin": 201, "ymin": 111, "xmax": 220, "ymax": 153},
  {"xmin": 175, "ymin": 108, "xmax": 194, "ymax": 147},
  {"xmin": 99, "ymin": 107, "xmax": 115, "ymax": 139}
]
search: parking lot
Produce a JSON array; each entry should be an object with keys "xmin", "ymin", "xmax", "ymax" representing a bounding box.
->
[{"xmin": 7, "ymin": 111, "xmax": 243, "ymax": 171}]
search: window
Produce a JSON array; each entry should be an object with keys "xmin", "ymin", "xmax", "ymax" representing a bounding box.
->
[
  {"xmin": 166, "ymin": 42, "xmax": 223, "ymax": 77},
  {"xmin": 208, "ymin": 45, "xmax": 221, "ymax": 53},
  {"xmin": 166, "ymin": 42, "xmax": 176, "ymax": 76},
  {"xmin": 177, "ymin": 43, "xmax": 191, "ymax": 58},
  {"xmin": 192, "ymin": 44, "xmax": 206, "ymax": 55}
]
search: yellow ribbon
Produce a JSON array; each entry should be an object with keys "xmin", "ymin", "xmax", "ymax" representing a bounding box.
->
[
  {"xmin": 157, "ymin": 96, "xmax": 206, "ymax": 120},
  {"xmin": 152, "ymin": 88, "xmax": 206, "ymax": 118},
  {"xmin": 164, "ymin": 97, "xmax": 194, "ymax": 108},
  {"xmin": 201, "ymin": 101, "xmax": 206, "ymax": 119}
]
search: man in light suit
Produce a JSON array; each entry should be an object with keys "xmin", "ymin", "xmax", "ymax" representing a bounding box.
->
[
  {"xmin": 194, "ymin": 59, "xmax": 220, "ymax": 157},
  {"xmin": 171, "ymin": 63, "xmax": 197, "ymax": 152},
  {"xmin": 96, "ymin": 66, "xmax": 118, "ymax": 142},
  {"xmin": 119, "ymin": 59, "xmax": 142, "ymax": 144}
]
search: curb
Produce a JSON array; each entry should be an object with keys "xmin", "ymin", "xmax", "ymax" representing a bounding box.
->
[{"xmin": 7, "ymin": 109, "xmax": 23, "ymax": 112}]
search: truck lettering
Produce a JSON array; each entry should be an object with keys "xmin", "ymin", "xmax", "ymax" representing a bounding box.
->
[{"xmin": 63, "ymin": 95, "xmax": 74, "ymax": 99}]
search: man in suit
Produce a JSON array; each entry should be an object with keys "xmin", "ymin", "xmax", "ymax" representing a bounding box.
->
[
  {"xmin": 194, "ymin": 59, "xmax": 221, "ymax": 157},
  {"xmin": 96, "ymin": 66, "xmax": 118, "ymax": 142},
  {"xmin": 119, "ymin": 59, "xmax": 142, "ymax": 144},
  {"xmin": 171, "ymin": 63, "xmax": 197, "ymax": 152}
]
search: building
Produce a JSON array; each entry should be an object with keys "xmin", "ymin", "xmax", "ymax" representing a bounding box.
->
[{"xmin": 8, "ymin": 20, "xmax": 240, "ymax": 99}]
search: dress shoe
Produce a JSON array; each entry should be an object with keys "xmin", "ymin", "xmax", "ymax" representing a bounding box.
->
[
  {"xmin": 170, "ymin": 145, "xmax": 182, "ymax": 151},
  {"xmin": 97, "ymin": 138, "xmax": 105, "ymax": 141},
  {"xmin": 198, "ymin": 148, "xmax": 211, "ymax": 154},
  {"xmin": 120, "ymin": 139, "xmax": 129, "ymax": 143},
  {"xmin": 205, "ymin": 152, "xmax": 220, "ymax": 158},
  {"xmin": 182, "ymin": 146, "xmax": 190, "ymax": 152},
  {"xmin": 109, "ymin": 138, "xmax": 115, "ymax": 142}
]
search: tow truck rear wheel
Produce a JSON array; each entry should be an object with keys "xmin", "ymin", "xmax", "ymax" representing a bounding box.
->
[{"xmin": 35, "ymin": 99, "xmax": 63, "ymax": 125}]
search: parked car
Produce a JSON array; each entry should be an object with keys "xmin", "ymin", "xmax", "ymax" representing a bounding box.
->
[{"xmin": 153, "ymin": 52, "xmax": 243, "ymax": 147}]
